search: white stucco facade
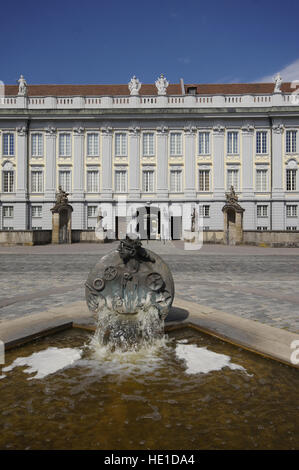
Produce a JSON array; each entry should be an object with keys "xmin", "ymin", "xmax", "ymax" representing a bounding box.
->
[{"xmin": 0, "ymin": 76, "xmax": 299, "ymax": 239}]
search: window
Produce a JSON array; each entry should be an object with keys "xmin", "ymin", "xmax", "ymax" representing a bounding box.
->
[
  {"xmin": 170, "ymin": 169, "xmax": 182, "ymax": 192},
  {"xmin": 286, "ymin": 169, "xmax": 297, "ymax": 191},
  {"xmin": 87, "ymin": 206, "xmax": 98, "ymax": 217},
  {"xmin": 286, "ymin": 226, "xmax": 297, "ymax": 231},
  {"xmin": 257, "ymin": 205, "xmax": 268, "ymax": 218},
  {"xmin": 170, "ymin": 133, "xmax": 182, "ymax": 156},
  {"xmin": 142, "ymin": 170, "xmax": 155, "ymax": 192},
  {"xmin": 31, "ymin": 133, "xmax": 43, "ymax": 157},
  {"xmin": 187, "ymin": 87, "xmax": 197, "ymax": 95},
  {"xmin": 227, "ymin": 169, "xmax": 239, "ymax": 190},
  {"xmin": 198, "ymin": 132, "xmax": 210, "ymax": 155},
  {"xmin": 59, "ymin": 170, "xmax": 71, "ymax": 192},
  {"xmin": 32, "ymin": 205, "xmax": 42, "ymax": 218},
  {"xmin": 286, "ymin": 205, "xmax": 297, "ymax": 217},
  {"xmin": 115, "ymin": 170, "xmax": 127, "ymax": 192},
  {"xmin": 59, "ymin": 133, "xmax": 71, "ymax": 156},
  {"xmin": 256, "ymin": 131, "xmax": 267, "ymax": 154},
  {"xmin": 32, "ymin": 226, "xmax": 42, "ymax": 230},
  {"xmin": 257, "ymin": 226, "xmax": 268, "ymax": 231},
  {"xmin": 2, "ymin": 206, "xmax": 13, "ymax": 217},
  {"xmin": 87, "ymin": 133, "xmax": 99, "ymax": 156},
  {"xmin": 3, "ymin": 171, "xmax": 14, "ymax": 192},
  {"xmin": 286, "ymin": 130, "xmax": 297, "ymax": 153},
  {"xmin": 199, "ymin": 205, "xmax": 210, "ymax": 217},
  {"xmin": 115, "ymin": 133, "xmax": 127, "ymax": 156},
  {"xmin": 227, "ymin": 131, "xmax": 238, "ymax": 154},
  {"xmin": 31, "ymin": 170, "xmax": 43, "ymax": 193},
  {"xmin": 143, "ymin": 133, "xmax": 155, "ymax": 156},
  {"xmin": 199, "ymin": 169, "xmax": 210, "ymax": 191},
  {"xmin": 87, "ymin": 170, "xmax": 99, "ymax": 193},
  {"xmin": 256, "ymin": 169, "xmax": 268, "ymax": 192},
  {"xmin": 2, "ymin": 226, "xmax": 13, "ymax": 231},
  {"xmin": 3, "ymin": 133, "xmax": 15, "ymax": 156}
]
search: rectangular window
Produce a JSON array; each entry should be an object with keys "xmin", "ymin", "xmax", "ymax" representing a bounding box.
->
[
  {"xmin": 87, "ymin": 133, "xmax": 99, "ymax": 156},
  {"xmin": 3, "ymin": 171, "xmax": 14, "ymax": 192},
  {"xmin": 59, "ymin": 170, "xmax": 71, "ymax": 192},
  {"xmin": 87, "ymin": 170, "xmax": 99, "ymax": 193},
  {"xmin": 286, "ymin": 130, "xmax": 297, "ymax": 153},
  {"xmin": 198, "ymin": 132, "xmax": 210, "ymax": 155},
  {"xmin": 256, "ymin": 131, "xmax": 267, "ymax": 154},
  {"xmin": 257, "ymin": 205, "xmax": 268, "ymax": 218},
  {"xmin": 199, "ymin": 169, "xmax": 210, "ymax": 191},
  {"xmin": 170, "ymin": 169, "xmax": 182, "ymax": 192},
  {"xmin": 31, "ymin": 133, "xmax": 43, "ymax": 157},
  {"xmin": 199, "ymin": 205, "xmax": 210, "ymax": 217},
  {"xmin": 115, "ymin": 133, "xmax": 127, "ymax": 156},
  {"xmin": 3, "ymin": 133, "xmax": 15, "ymax": 156},
  {"xmin": 142, "ymin": 170, "xmax": 155, "ymax": 192},
  {"xmin": 31, "ymin": 171, "xmax": 43, "ymax": 193},
  {"xmin": 256, "ymin": 169, "xmax": 268, "ymax": 192},
  {"xmin": 115, "ymin": 170, "xmax": 127, "ymax": 192},
  {"xmin": 227, "ymin": 169, "xmax": 239, "ymax": 190},
  {"xmin": 286, "ymin": 226, "xmax": 297, "ymax": 231},
  {"xmin": 143, "ymin": 133, "xmax": 155, "ymax": 156},
  {"xmin": 87, "ymin": 206, "xmax": 98, "ymax": 217},
  {"xmin": 257, "ymin": 226, "xmax": 268, "ymax": 231},
  {"xmin": 32, "ymin": 205, "xmax": 42, "ymax": 218},
  {"xmin": 59, "ymin": 133, "xmax": 71, "ymax": 156},
  {"xmin": 170, "ymin": 133, "xmax": 182, "ymax": 156},
  {"xmin": 286, "ymin": 205, "xmax": 297, "ymax": 217},
  {"xmin": 2, "ymin": 206, "xmax": 13, "ymax": 217},
  {"xmin": 286, "ymin": 169, "xmax": 297, "ymax": 191},
  {"xmin": 227, "ymin": 131, "xmax": 238, "ymax": 154}
]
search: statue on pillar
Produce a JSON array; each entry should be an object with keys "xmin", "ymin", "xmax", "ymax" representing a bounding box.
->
[{"xmin": 50, "ymin": 186, "xmax": 73, "ymax": 244}]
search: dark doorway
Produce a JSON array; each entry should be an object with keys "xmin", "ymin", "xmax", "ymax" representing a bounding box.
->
[
  {"xmin": 171, "ymin": 216, "xmax": 182, "ymax": 240},
  {"xmin": 59, "ymin": 209, "xmax": 69, "ymax": 244},
  {"xmin": 136, "ymin": 206, "xmax": 160, "ymax": 240}
]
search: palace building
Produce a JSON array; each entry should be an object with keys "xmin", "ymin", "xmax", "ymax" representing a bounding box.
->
[{"xmin": 0, "ymin": 73, "xmax": 299, "ymax": 241}]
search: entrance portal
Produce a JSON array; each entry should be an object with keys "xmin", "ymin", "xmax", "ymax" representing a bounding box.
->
[{"xmin": 136, "ymin": 206, "xmax": 160, "ymax": 240}]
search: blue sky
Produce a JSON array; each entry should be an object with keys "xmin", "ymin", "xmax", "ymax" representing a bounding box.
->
[{"xmin": 1, "ymin": 0, "xmax": 299, "ymax": 85}]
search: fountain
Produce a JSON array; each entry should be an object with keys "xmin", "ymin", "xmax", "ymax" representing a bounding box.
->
[
  {"xmin": 85, "ymin": 236, "xmax": 174, "ymax": 350},
  {"xmin": 0, "ymin": 238, "xmax": 298, "ymax": 450}
]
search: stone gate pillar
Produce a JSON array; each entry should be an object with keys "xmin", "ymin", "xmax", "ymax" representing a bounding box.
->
[{"xmin": 222, "ymin": 186, "xmax": 245, "ymax": 245}]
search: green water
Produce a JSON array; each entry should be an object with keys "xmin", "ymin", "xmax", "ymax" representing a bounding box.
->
[{"xmin": 0, "ymin": 328, "xmax": 298, "ymax": 450}]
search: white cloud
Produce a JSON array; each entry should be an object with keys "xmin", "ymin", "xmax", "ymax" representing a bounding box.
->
[{"xmin": 258, "ymin": 58, "xmax": 299, "ymax": 82}]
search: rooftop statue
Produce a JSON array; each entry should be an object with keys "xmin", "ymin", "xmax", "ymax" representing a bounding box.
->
[
  {"xmin": 128, "ymin": 75, "xmax": 141, "ymax": 96},
  {"xmin": 155, "ymin": 73, "xmax": 169, "ymax": 95},
  {"xmin": 274, "ymin": 73, "xmax": 282, "ymax": 93},
  {"xmin": 17, "ymin": 75, "xmax": 27, "ymax": 96}
]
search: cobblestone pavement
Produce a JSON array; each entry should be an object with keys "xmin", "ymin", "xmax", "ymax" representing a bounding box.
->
[{"xmin": 0, "ymin": 241, "xmax": 299, "ymax": 333}]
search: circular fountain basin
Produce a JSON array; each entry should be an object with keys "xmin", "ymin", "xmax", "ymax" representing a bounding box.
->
[{"xmin": 0, "ymin": 327, "xmax": 298, "ymax": 450}]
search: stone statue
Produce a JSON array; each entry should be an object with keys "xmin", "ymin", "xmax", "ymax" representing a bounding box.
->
[
  {"xmin": 191, "ymin": 208, "xmax": 196, "ymax": 232},
  {"xmin": 155, "ymin": 73, "xmax": 169, "ymax": 95},
  {"xmin": 225, "ymin": 185, "xmax": 238, "ymax": 205},
  {"xmin": 128, "ymin": 75, "xmax": 141, "ymax": 96},
  {"xmin": 52, "ymin": 186, "xmax": 69, "ymax": 210},
  {"xmin": 273, "ymin": 73, "xmax": 282, "ymax": 93},
  {"xmin": 17, "ymin": 75, "xmax": 27, "ymax": 96}
]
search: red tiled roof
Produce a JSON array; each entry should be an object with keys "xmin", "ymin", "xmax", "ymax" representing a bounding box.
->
[{"xmin": 3, "ymin": 82, "xmax": 294, "ymax": 96}]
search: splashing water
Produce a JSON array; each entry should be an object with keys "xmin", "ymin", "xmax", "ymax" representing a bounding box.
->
[{"xmin": 91, "ymin": 305, "xmax": 166, "ymax": 353}]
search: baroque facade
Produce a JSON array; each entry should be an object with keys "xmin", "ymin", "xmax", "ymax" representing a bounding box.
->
[{"xmin": 0, "ymin": 74, "xmax": 299, "ymax": 239}]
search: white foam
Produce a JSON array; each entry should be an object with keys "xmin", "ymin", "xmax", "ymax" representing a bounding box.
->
[
  {"xmin": 175, "ymin": 343, "xmax": 246, "ymax": 375},
  {"xmin": 2, "ymin": 347, "xmax": 82, "ymax": 380}
]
